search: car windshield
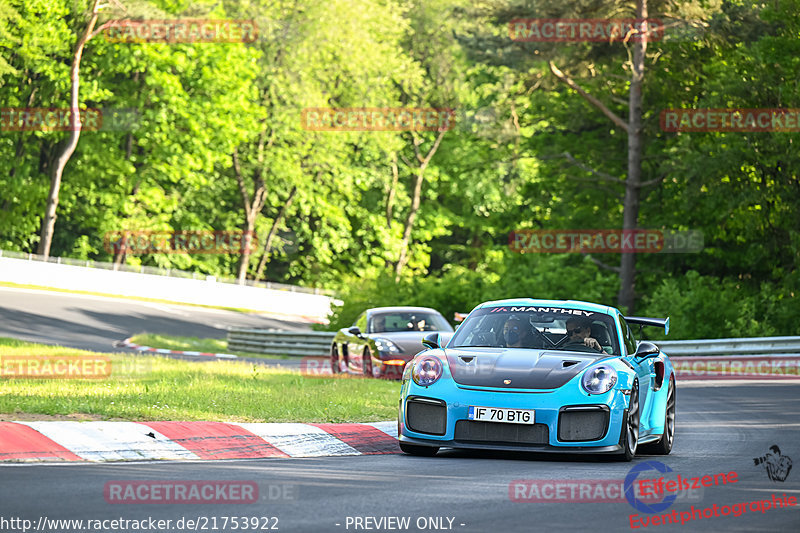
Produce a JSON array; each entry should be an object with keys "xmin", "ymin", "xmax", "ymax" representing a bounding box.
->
[
  {"xmin": 370, "ymin": 311, "xmax": 453, "ymax": 333},
  {"xmin": 448, "ymin": 305, "xmax": 620, "ymax": 355}
]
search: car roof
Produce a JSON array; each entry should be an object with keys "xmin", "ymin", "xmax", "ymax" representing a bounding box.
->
[
  {"xmin": 367, "ymin": 306, "xmax": 442, "ymax": 315},
  {"xmin": 477, "ymin": 298, "xmax": 616, "ymax": 315}
]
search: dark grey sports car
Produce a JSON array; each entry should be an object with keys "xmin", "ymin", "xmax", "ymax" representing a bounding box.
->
[{"xmin": 331, "ymin": 306, "xmax": 454, "ymax": 378}]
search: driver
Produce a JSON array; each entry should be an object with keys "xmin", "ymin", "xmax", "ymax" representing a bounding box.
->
[
  {"xmin": 372, "ymin": 315, "xmax": 386, "ymax": 333},
  {"xmin": 502, "ymin": 316, "xmax": 538, "ymax": 348},
  {"xmin": 565, "ymin": 317, "xmax": 603, "ymax": 352}
]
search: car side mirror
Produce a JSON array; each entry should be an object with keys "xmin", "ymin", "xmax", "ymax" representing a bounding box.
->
[
  {"xmin": 422, "ymin": 333, "xmax": 440, "ymax": 350},
  {"xmin": 348, "ymin": 326, "xmax": 362, "ymax": 337},
  {"xmin": 634, "ymin": 341, "xmax": 660, "ymax": 360}
]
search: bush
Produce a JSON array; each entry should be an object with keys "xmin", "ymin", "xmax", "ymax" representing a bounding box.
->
[
  {"xmin": 324, "ymin": 254, "xmax": 619, "ymax": 330},
  {"xmin": 640, "ymin": 270, "xmax": 799, "ymax": 340}
]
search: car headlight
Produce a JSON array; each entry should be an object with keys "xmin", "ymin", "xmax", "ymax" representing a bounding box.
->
[
  {"xmin": 581, "ymin": 365, "xmax": 618, "ymax": 394},
  {"xmin": 374, "ymin": 338, "xmax": 401, "ymax": 353},
  {"xmin": 412, "ymin": 356, "xmax": 443, "ymax": 386}
]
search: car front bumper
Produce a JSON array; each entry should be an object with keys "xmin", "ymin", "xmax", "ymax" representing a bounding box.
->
[{"xmin": 398, "ymin": 376, "xmax": 632, "ymax": 452}]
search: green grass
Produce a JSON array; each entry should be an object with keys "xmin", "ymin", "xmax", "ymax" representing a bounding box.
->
[
  {"xmin": 0, "ymin": 337, "xmax": 399, "ymax": 422},
  {"xmin": 128, "ymin": 333, "xmax": 289, "ymax": 360}
]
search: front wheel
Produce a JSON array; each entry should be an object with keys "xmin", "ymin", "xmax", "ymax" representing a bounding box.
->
[
  {"xmin": 330, "ymin": 345, "xmax": 341, "ymax": 374},
  {"xmin": 399, "ymin": 442, "xmax": 439, "ymax": 457},
  {"xmin": 640, "ymin": 376, "xmax": 676, "ymax": 455},
  {"xmin": 618, "ymin": 379, "xmax": 640, "ymax": 462}
]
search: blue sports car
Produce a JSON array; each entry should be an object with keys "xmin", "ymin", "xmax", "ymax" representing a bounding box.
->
[{"xmin": 397, "ymin": 299, "xmax": 675, "ymax": 461}]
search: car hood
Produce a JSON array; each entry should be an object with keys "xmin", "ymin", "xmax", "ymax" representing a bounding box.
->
[
  {"xmin": 442, "ymin": 347, "xmax": 611, "ymax": 390},
  {"xmin": 370, "ymin": 331, "xmax": 446, "ymax": 357}
]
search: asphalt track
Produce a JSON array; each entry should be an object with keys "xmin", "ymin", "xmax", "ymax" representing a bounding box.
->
[
  {"xmin": 2, "ymin": 287, "xmax": 799, "ymax": 532},
  {"xmin": 0, "ymin": 287, "xmax": 310, "ymax": 366},
  {"xmin": 1, "ymin": 383, "xmax": 798, "ymax": 532}
]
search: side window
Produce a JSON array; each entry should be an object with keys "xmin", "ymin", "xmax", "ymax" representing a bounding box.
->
[
  {"xmin": 356, "ymin": 313, "xmax": 368, "ymax": 332},
  {"xmin": 618, "ymin": 316, "xmax": 637, "ymax": 356}
]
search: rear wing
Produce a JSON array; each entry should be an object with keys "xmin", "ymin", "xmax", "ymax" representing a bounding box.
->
[{"xmin": 624, "ymin": 316, "xmax": 670, "ymax": 335}]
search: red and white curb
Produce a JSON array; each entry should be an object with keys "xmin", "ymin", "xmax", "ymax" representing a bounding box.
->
[
  {"xmin": 0, "ymin": 421, "xmax": 399, "ymax": 462},
  {"xmin": 116, "ymin": 337, "xmax": 237, "ymax": 359}
]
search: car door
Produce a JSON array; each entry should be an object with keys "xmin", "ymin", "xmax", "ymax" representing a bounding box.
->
[
  {"xmin": 619, "ymin": 316, "xmax": 654, "ymax": 431},
  {"xmin": 347, "ymin": 312, "xmax": 368, "ymax": 373}
]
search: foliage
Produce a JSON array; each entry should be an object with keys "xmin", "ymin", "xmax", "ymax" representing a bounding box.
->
[{"xmin": 1, "ymin": 0, "xmax": 798, "ymax": 338}]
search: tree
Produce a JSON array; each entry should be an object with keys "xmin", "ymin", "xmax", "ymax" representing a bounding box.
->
[{"xmin": 37, "ymin": 0, "xmax": 106, "ymax": 258}]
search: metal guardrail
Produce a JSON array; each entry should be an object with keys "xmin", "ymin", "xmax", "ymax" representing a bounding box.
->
[
  {"xmin": 657, "ymin": 336, "xmax": 800, "ymax": 358},
  {"xmin": 227, "ymin": 329, "xmax": 800, "ymax": 359},
  {"xmin": 227, "ymin": 328, "xmax": 336, "ymax": 357}
]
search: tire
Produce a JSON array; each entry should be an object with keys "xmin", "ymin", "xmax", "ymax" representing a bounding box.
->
[
  {"xmin": 363, "ymin": 348, "xmax": 374, "ymax": 377},
  {"xmin": 330, "ymin": 344, "xmax": 340, "ymax": 374},
  {"xmin": 640, "ymin": 376, "xmax": 676, "ymax": 455},
  {"xmin": 399, "ymin": 442, "xmax": 439, "ymax": 457},
  {"xmin": 618, "ymin": 379, "xmax": 640, "ymax": 462}
]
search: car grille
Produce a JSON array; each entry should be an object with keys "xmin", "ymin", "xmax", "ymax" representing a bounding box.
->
[
  {"xmin": 557, "ymin": 408, "xmax": 609, "ymax": 442},
  {"xmin": 406, "ymin": 398, "xmax": 446, "ymax": 436},
  {"xmin": 454, "ymin": 420, "xmax": 549, "ymax": 445}
]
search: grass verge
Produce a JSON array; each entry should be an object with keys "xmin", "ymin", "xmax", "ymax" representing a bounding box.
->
[
  {"xmin": 128, "ymin": 333, "xmax": 290, "ymax": 360},
  {"xmin": 0, "ymin": 337, "xmax": 398, "ymax": 423}
]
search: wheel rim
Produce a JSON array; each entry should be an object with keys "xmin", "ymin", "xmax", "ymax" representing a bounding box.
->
[
  {"xmin": 627, "ymin": 381, "xmax": 640, "ymax": 454},
  {"xmin": 665, "ymin": 379, "xmax": 676, "ymax": 447}
]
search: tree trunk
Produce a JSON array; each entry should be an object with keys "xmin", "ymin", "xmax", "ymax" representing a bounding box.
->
[
  {"xmin": 36, "ymin": 0, "xmax": 102, "ymax": 259},
  {"xmin": 255, "ymin": 186, "xmax": 297, "ymax": 281},
  {"xmin": 394, "ymin": 130, "xmax": 446, "ymax": 279},
  {"xmin": 386, "ymin": 154, "xmax": 399, "ymax": 227},
  {"xmin": 547, "ymin": 0, "xmax": 650, "ymax": 314},
  {"xmin": 618, "ymin": 0, "xmax": 648, "ymax": 313},
  {"xmin": 395, "ymin": 168, "xmax": 424, "ymax": 279},
  {"xmin": 232, "ymin": 148, "xmax": 267, "ymax": 284}
]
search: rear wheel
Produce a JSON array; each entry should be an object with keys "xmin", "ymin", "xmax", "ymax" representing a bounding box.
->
[
  {"xmin": 330, "ymin": 345, "xmax": 340, "ymax": 374},
  {"xmin": 363, "ymin": 348, "xmax": 374, "ymax": 377},
  {"xmin": 640, "ymin": 376, "xmax": 676, "ymax": 455},
  {"xmin": 619, "ymin": 379, "xmax": 640, "ymax": 462},
  {"xmin": 399, "ymin": 442, "xmax": 439, "ymax": 457}
]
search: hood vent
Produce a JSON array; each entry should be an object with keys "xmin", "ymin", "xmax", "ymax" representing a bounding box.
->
[
  {"xmin": 562, "ymin": 360, "xmax": 580, "ymax": 368},
  {"xmin": 459, "ymin": 356, "xmax": 475, "ymax": 364}
]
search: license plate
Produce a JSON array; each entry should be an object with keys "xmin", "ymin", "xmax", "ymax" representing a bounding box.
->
[{"xmin": 468, "ymin": 406, "xmax": 534, "ymax": 425}]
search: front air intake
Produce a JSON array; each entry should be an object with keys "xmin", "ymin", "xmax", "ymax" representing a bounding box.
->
[
  {"xmin": 454, "ymin": 420, "xmax": 549, "ymax": 445},
  {"xmin": 406, "ymin": 397, "xmax": 447, "ymax": 436},
  {"xmin": 557, "ymin": 406, "xmax": 610, "ymax": 442}
]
